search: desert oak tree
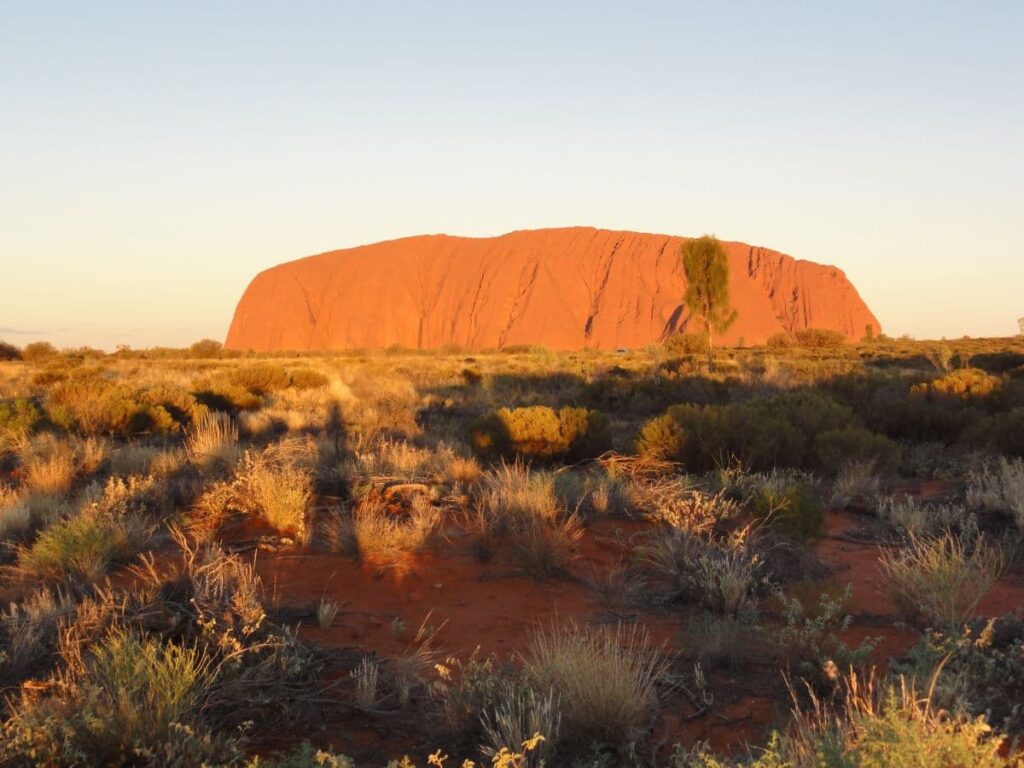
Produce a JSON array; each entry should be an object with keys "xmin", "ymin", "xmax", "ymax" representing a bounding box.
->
[{"xmin": 681, "ymin": 235, "xmax": 738, "ymax": 370}]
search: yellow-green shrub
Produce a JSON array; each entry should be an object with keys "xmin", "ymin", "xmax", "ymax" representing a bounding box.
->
[{"xmin": 470, "ymin": 406, "xmax": 610, "ymax": 461}]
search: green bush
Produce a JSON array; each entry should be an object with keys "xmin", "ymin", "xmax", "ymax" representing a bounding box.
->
[
  {"xmin": 0, "ymin": 340, "xmax": 21, "ymax": 361},
  {"xmin": 794, "ymin": 328, "xmax": 846, "ymax": 348},
  {"xmin": 637, "ymin": 391, "xmax": 856, "ymax": 472},
  {"xmin": 19, "ymin": 512, "xmax": 149, "ymax": 581},
  {"xmin": 45, "ymin": 378, "xmax": 195, "ymax": 437},
  {"xmin": 470, "ymin": 406, "xmax": 610, "ymax": 461},
  {"xmin": 814, "ymin": 425, "xmax": 900, "ymax": 475},
  {"xmin": 0, "ymin": 398, "xmax": 45, "ymax": 438},
  {"xmin": 749, "ymin": 476, "xmax": 825, "ymax": 540}
]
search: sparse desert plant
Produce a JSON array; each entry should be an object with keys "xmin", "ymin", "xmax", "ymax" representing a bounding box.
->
[
  {"xmin": 446, "ymin": 454, "xmax": 484, "ymax": 486},
  {"xmin": 186, "ymin": 410, "xmax": 240, "ymax": 475},
  {"xmin": 746, "ymin": 472, "xmax": 825, "ymax": 540},
  {"xmin": 479, "ymin": 686, "xmax": 560, "ymax": 768},
  {"xmin": 635, "ymin": 526, "xmax": 762, "ymax": 615},
  {"xmin": 876, "ymin": 496, "xmax": 976, "ymax": 538},
  {"xmin": 22, "ymin": 448, "xmax": 78, "ymax": 495},
  {"xmin": 525, "ymin": 622, "xmax": 669, "ymax": 750},
  {"xmin": 770, "ymin": 586, "xmax": 876, "ymax": 687},
  {"xmin": 109, "ymin": 443, "xmax": 161, "ymax": 476},
  {"xmin": 829, "ymin": 460, "xmax": 881, "ymax": 509},
  {"xmin": 245, "ymin": 456, "xmax": 313, "ymax": 537},
  {"xmin": 317, "ymin": 598, "xmax": 339, "ymax": 628},
  {"xmin": 0, "ymin": 586, "xmax": 75, "ymax": 680},
  {"xmin": 674, "ymin": 671, "xmax": 1010, "ymax": 767},
  {"xmin": 351, "ymin": 656, "xmax": 381, "ymax": 710},
  {"xmin": 879, "ymin": 531, "xmax": 1005, "ymax": 628},
  {"xmin": 0, "ymin": 486, "xmax": 32, "ymax": 540},
  {"xmin": 340, "ymin": 494, "xmax": 441, "ymax": 560},
  {"xmin": 967, "ymin": 457, "xmax": 1024, "ymax": 531},
  {"xmin": 680, "ymin": 612, "xmax": 765, "ymax": 671}
]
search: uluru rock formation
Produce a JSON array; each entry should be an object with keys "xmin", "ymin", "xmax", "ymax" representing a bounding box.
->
[{"xmin": 225, "ymin": 227, "xmax": 880, "ymax": 351}]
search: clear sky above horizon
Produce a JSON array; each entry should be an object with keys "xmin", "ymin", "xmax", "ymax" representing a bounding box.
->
[{"xmin": 2, "ymin": 2, "xmax": 1022, "ymax": 349}]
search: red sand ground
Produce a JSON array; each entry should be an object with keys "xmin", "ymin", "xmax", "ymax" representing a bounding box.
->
[{"xmin": 225, "ymin": 227, "xmax": 880, "ymax": 352}]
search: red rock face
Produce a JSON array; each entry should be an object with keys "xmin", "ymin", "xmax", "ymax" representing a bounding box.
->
[{"xmin": 225, "ymin": 227, "xmax": 880, "ymax": 351}]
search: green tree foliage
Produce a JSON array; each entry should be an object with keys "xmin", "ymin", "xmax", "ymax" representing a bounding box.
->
[{"xmin": 681, "ymin": 235, "xmax": 738, "ymax": 371}]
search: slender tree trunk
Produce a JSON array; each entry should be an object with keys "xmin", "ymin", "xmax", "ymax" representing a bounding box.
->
[{"xmin": 707, "ymin": 327, "xmax": 714, "ymax": 372}]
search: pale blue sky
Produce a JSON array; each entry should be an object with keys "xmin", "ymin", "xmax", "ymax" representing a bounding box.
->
[{"xmin": 1, "ymin": 2, "xmax": 1021, "ymax": 348}]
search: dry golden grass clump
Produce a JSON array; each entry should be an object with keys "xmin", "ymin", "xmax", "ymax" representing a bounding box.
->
[
  {"xmin": 185, "ymin": 410, "xmax": 240, "ymax": 475},
  {"xmin": 880, "ymin": 531, "xmax": 1005, "ymax": 628},
  {"xmin": 525, "ymin": 622, "xmax": 669, "ymax": 751}
]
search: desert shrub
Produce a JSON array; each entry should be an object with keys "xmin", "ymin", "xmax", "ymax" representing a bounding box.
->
[
  {"xmin": 469, "ymin": 462, "xmax": 583, "ymax": 577},
  {"xmin": 0, "ymin": 488, "xmax": 32, "ymax": 540},
  {"xmin": 20, "ymin": 341, "xmax": 59, "ymax": 364},
  {"xmin": 740, "ymin": 471, "xmax": 825, "ymax": 540},
  {"xmin": 967, "ymin": 457, "xmax": 1024, "ymax": 531},
  {"xmin": 899, "ymin": 618, "xmax": 1024, "ymax": 739},
  {"xmin": 766, "ymin": 331, "xmax": 796, "ymax": 350},
  {"xmin": 910, "ymin": 368, "xmax": 1001, "ymax": 402},
  {"xmin": 239, "ymin": 448, "xmax": 313, "ymax": 537},
  {"xmin": 0, "ymin": 398, "xmax": 45, "ymax": 439},
  {"xmin": 680, "ymin": 612, "xmax": 765, "ymax": 671},
  {"xmin": 794, "ymin": 328, "xmax": 846, "ymax": 348},
  {"xmin": 674, "ymin": 672, "xmax": 1010, "ymax": 767},
  {"xmin": 189, "ymin": 338, "xmax": 223, "ymax": 358},
  {"xmin": 640, "ymin": 391, "xmax": 856, "ymax": 472},
  {"xmin": 770, "ymin": 586, "xmax": 876, "ymax": 688},
  {"xmin": 0, "ymin": 340, "xmax": 21, "ymax": 361},
  {"xmin": 974, "ymin": 407, "xmax": 1024, "ymax": 457},
  {"xmin": 288, "ymin": 367, "xmax": 329, "ymax": 390},
  {"xmin": 525, "ymin": 622, "xmax": 669, "ymax": 751},
  {"xmin": 328, "ymin": 495, "xmax": 440, "ymax": 560},
  {"xmin": 829, "ymin": 460, "xmax": 881, "ymax": 509},
  {"xmin": 635, "ymin": 526, "xmax": 762, "ymax": 615},
  {"xmin": 0, "ymin": 586, "xmax": 75, "ymax": 682},
  {"xmin": 879, "ymin": 532, "xmax": 1005, "ymax": 628},
  {"xmin": 185, "ymin": 410, "xmax": 240, "ymax": 476},
  {"xmin": 664, "ymin": 331, "xmax": 708, "ymax": 356},
  {"xmin": 470, "ymin": 405, "xmax": 610, "ymax": 462},
  {"xmin": 226, "ymin": 362, "xmax": 290, "ymax": 394},
  {"xmin": 1, "ymin": 630, "xmax": 214, "ymax": 765},
  {"xmin": 813, "ymin": 426, "xmax": 900, "ymax": 476},
  {"xmin": 45, "ymin": 378, "xmax": 187, "ymax": 437},
  {"xmin": 634, "ymin": 413, "xmax": 686, "ymax": 459},
  {"xmin": 876, "ymin": 497, "xmax": 976, "ymax": 539},
  {"xmin": 18, "ymin": 510, "xmax": 150, "ymax": 581},
  {"xmin": 22, "ymin": 449, "xmax": 79, "ymax": 495}
]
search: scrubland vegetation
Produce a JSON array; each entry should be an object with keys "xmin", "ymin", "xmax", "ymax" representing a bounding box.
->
[{"xmin": 1, "ymin": 334, "xmax": 1023, "ymax": 765}]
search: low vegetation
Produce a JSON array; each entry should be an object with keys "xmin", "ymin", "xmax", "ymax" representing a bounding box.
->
[{"xmin": 0, "ymin": 335, "xmax": 1022, "ymax": 764}]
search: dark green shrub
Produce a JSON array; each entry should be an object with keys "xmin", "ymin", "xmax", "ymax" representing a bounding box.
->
[
  {"xmin": 0, "ymin": 398, "xmax": 45, "ymax": 437},
  {"xmin": 470, "ymin": 405, "xmax": 610, "ymax": 461},
  {"xmin": 794, "ymin": 328, "xmax": 846, "ymax": 348},
  {"xmin": 637, "ymin": 391, "xmax": 857, "ymax": 472},
  {"xmin": 45, "ymin": 380, "xmax": 194, "ymax": 437},
  {"xmin": 750, "ymin": 478, "xmax": 825, "ymax": 540},
  {"xmin": 0, "ymin": 341, "xmax": 21, "ymax": 361},
  {"xmin": 814, "ymin": 425, "xmax": 900, "ymax": 475}
]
